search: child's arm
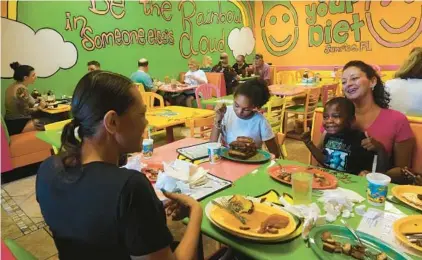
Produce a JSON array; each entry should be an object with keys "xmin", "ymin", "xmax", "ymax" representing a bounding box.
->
[
  {"xmin": 301, "ymin": 131, "xmax": 326, "ymax": 166},
  {"xmin": 264, "ymin": 138, "xmax": 281, "ymax": 158},
  {"xmin": 210, "ymin": 104, "xmax": 227, "ymax": 142}
]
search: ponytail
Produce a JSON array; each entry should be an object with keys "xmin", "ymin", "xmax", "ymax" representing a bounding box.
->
[{"xmin": 59, "ymin": 119, "xmax": 82, "ymax": 167}]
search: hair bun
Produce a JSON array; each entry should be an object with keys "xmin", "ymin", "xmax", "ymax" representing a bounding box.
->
[{"xmin": 10, "ymin": 62, "xmax": 21, "ymax": 71}]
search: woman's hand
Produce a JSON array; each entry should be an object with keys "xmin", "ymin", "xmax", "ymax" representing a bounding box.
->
[
  {"xmin": 39, "ymin": 100, "xmax": 47, "ymax": 109},
  {"xmin": 214, "ymin": 103, "xmax": 227, "ymax": 122},
  {"xmin": 401, "ymin": 167, "xmax": 422, "ymax": 186},
  {"xmin": 163, "ymin": 192, "xmax": 201, "ymax": 221},
  {"xmin": 361, "ymin": 132, "xmax": 384, "ymax": 152}
]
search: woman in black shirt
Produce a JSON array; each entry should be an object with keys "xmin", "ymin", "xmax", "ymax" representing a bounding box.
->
[{"xmin": 36, "ymin": 71, "xmax": 203, "ymax": 260}]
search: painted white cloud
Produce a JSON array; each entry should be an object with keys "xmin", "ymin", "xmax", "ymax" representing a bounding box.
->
[
  {"xmin": 228, "ymin": 27, "xmax": 255, "ymax": 58},
  {"xmin": 1, "ymin": 18, "xmax": 77, "ymax": 78}
]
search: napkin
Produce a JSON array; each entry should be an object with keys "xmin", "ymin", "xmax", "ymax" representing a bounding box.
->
[
  {"xmin": 121, "ymin": 155, "xmax": 142, "ymax": 172},
  {"xmin": 317, "ymin": 187, "xmax": 363, "ymax": 222}
]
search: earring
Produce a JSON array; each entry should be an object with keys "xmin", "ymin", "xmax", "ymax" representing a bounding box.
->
[{"xmin": 371, "ymin": 85, "xmax": 375, "ymax": 90}]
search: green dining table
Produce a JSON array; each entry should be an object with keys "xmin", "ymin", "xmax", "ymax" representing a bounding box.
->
[
  {"xmin": 36, "ymin": 129, "xmax": 62, "ymax": 149},
  {"xmin": 187, "ymin": 159, "xmax": 422, "ymax": 260}
]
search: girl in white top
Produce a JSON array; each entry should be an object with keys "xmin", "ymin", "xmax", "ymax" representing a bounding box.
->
[
  {"xmin": 174, "ymin": 59, "xmax": 207, "ymax": 107},
  {"xmin": 386, "ymin": 47, "xmax": 422, "ymax": 117},
  {"xmin": 210, "ymin": 79, "xmax": 280, "ymax": 158}
]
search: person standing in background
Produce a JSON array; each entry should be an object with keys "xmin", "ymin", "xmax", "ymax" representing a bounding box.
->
[
  {"xmin": 87, "ymin": 61, "xmax": 101, "ymax": 72},
  {"xmin": 232, "ymin": 55, "xmax": 249, "ymax": 76},
  {"xmin": 212, "ymin": 53, "xmax": 238, "ymax": 95},
  {"xmin": 130, "ymin": 58, "xmax": 156, "ymax": 92},
  {"xmin": 386, "ymin": 47, "xmax": 422, "ymax": 117},
  {"xmin": 247, "ymin": 54, "xmax": 271, "ymax": 85}
]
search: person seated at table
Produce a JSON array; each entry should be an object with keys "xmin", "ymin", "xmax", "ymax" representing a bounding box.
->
[
  {"xmin": 386, "ymin": 47, "xmax": 422, "ymax": 117},
  {"xmin": 301, "ymin": 97, "xmax": 388, "ymax": 175},
  {"xmin": 87, "ymin": 60, "xmax": 101, "ymax": 72},
  {"xmin": 210, "ymin": 78, "xmax": 280, "ymax": 158},
  {"xmin": 130, "ymin": 58, "xmax": 157, "ymax": 92},
  {"xmin": 174, "ymin": 58, "xmax": 208, "ymax": 107},
  {"xmin": 212, "ymin": 53, "xmax": 238, "ymax": 95},
  {"xmin": 232, "ymin": 54, "xmax": 249, "ymax": 77},
  {"xmin": 4, "ymin": 62, "xmax": 48, "ymax": 135},
  {"xmin": 36, "ymin": 71, "xmax": 204, "ymax": 260},
  {"xmin": 246, "ymin": 54, "xmax": 271, "ymax": 85},
  {"xmin": 200, "ymin": 55, "xmax": 213, "ymax": 72},
  {"xmin": 341, "ymin": 60, "xmax": 415, "ymax": 184}
]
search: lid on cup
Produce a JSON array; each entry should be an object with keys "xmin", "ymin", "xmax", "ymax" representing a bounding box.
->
[
  {"xmin": 143, "ymin": 139, "xmax": 154, "ymax": 145},
  {"xmin": 366, "ymin": 173, "xmax": 391, "ymax": 185}
]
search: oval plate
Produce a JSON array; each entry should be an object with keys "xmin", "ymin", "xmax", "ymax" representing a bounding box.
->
[
  {"xmin": 206, "ymin": 195, "xmax": 296, "ymax": 242},
  {"xmin": 309, "ymin": 224, "xmax": 412, "ymax": 260},
  {"xmin": 268, "ymin": 165, "xmax": 338, "ymax": 190},
  {"xmin": 140, "ymin": 162, "xmax": 163, "ymax": 183},
  {"xmin": 391, "ymin": 185, "xmax": 422, "ymax": 212},
  {"xmin": 393, "ymin": 215, "xmax": 422, "ymax": 253},
  {"xmin": 220, "ymin": 148, "xmax": 271, "ymax": 164}
]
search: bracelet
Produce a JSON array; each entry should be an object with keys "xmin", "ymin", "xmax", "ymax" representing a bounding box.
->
[{"xmin": 214, "ymin": 120, "xmax": 222, "ymax": 130}]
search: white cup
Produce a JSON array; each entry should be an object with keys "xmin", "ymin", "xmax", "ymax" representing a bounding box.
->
[
  {"xmin": 366, "ymin": 173, "xmax": 391, "ymax": 206},
  {"xmin": 142, "ymin": 139, "xmax": 154, "ymax": 159},
  {"xmin": 207, "ymin": 142, "xmax": 221, "ymax": 164}
]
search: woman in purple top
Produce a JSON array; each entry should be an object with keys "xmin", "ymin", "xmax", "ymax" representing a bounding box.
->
[{"xmin": 341, "ymin": 60, "xmax": 416, "ymax": 184}]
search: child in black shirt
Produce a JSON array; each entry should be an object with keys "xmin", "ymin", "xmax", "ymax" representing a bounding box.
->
[{"xmin": 301, "ymin": 97, "xmax": 389, "ymax": 175}]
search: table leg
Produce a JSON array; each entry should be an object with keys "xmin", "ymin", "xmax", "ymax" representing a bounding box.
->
[{"xmin": 166, "ymin": 126, "xmax": 175, "ymax": 143}]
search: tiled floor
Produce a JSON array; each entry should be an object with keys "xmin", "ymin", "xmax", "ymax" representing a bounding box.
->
[{"xmin": 1, "ymin": 126, "xmax": 309, "ymax": 259}]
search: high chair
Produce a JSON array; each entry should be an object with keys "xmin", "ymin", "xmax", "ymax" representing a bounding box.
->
[
  {"xmin": 320, "ymin": 83, "xmax": 339, "ymax": 107},
  {"xmin": 186, "ymin": 115, "xmax": 215, "ymax": 139},
  {"xmin": 134, "ymin": 83, "xmax": 145, "ymax": 93},
  {"xmin": 275, "ymin": 71, "xmax": 296, "ymax": 84},
  {"xmin": 265, "ymin": 96, "xmax": 288, "ymax": 157},
  {"xmin": 45, "ymin": 119, "xmax": 72, "ymax": 154},
  {"xmin": 284, "ymin": 87, "xmax": 321, "ymax": 137},
  {"xmin": 141, "ymin": 92, "xmax": 164, "ymax": 109},
  {"xmin": 295, "ymin": 69, "xmax": 315, "ymax": 82}
]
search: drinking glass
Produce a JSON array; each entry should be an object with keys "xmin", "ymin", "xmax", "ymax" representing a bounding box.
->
[{"xmin": 292, "ymin": 172, "xmax": 313, "ymax": 205}]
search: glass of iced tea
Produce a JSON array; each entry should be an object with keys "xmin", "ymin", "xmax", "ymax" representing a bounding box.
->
[{"xmin": 292, "ymin": 172, "xmax": 313, "ymax": 205}]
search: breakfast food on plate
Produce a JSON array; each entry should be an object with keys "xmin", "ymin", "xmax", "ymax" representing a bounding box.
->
[
  {"xmin": 314, "ymin": 172, "xmax": 331, "ymax": 187},
  {"xmin": 320, "ymin": 231, "xmax": 386, "ymax": 259},
  {"xmin": 228, "ymin": 195, "xmax": 254, "ymax": 214},
  {"xmin": 257, "ymin": 214, "xmax": 290, "ymax": 234},
  {"xmin": 228, "ymin": 137, "xmax": 257, "ymax": 160},
  {"xmin": 402, "ymin": 192, "xmax": 422, "ymax": 207}
]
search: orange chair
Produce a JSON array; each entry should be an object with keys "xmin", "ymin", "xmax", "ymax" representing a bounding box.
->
[
  {"xmin": 186, "ymin": 115, "xmax": 215, "ymax": 139},
  {"xmin": 1, "ymin": 117, "xmax": 51, "ymax": 172},
  {"xmin": 284, "ymin": 87, "xmax": 321, "ymax": 136},
  {"xmin": 195, "ymin": 83, "xmax": 220, "ymax": 109},
  {"xmin": 320, "ymin": 83, "xmax": 339, "ymax": 107}
]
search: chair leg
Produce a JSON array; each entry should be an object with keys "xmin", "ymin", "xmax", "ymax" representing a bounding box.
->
[{"xmin": 282, "ymin": 144, "xmax": 288, "ymax": 158}]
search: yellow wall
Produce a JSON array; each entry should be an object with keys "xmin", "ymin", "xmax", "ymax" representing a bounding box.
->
[{"xmin": 255, "ymin": 1, "xmax": 422, "ymax": 66}]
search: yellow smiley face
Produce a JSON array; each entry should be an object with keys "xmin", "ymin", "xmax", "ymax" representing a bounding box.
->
[
  {"xmin": 365, "ymin": 0, "xmax": 422, "ymax": 48},
  {"xmin": 260, "ymin": 1, "xmax": 299, "ymax": 56}
]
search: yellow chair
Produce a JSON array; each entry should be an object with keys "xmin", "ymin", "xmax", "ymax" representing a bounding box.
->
[
  {"xmin": 265, "ymin": 96, "xmax": 288, "ymax": 157},
  {"xmin": 141, "ymin": 92, "xmax": 164, "ymax": 109},
  {"xmin": 276, "ymin": 71, "xmax": 296, "ymax": 84},
  {"xmin": 45, "ymin": 119, "xmax": 72, "ymax": 154},
  {"xmin": 276, "ymin": 132, "xmax": 287, "ymax": 159},
  {"xmin": 284, "ymin": 87, "xmax": 321, "ymax": 136},
  {"xmin": 135, "ymin": 83, "xmax": 145, "ymax": 93},
  {"xmin": 186, "ymin": 115, "xmax": 215, "ymax": 139}
]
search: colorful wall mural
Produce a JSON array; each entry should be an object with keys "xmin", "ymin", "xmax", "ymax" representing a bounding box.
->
[
  {"xmin": 255, "ymin": 0, "xmax": 422, "ymax": 66},
  {"xmin": 1, "ymin": 0, "xmax": 254, "ymax": 103}
]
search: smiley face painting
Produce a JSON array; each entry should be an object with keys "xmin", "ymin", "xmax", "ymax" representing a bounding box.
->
[
  {"xmin": 260, "ymin": 1, "xmax": 299, "ymax": 56},
  {"xmin": 365, "ymin": 0, "xmax": 422, "ymax": 48}
]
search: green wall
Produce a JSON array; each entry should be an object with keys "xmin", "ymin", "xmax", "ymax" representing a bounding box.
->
[{"xmin": 2, "ymin": 0, "xmax": 254, "ymax": 112}]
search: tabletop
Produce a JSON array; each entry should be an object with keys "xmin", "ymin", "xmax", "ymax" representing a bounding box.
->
[
  {"xmin": 36, "ymin": 109, "xmax": 215, "ymax": 148},
  {"xmin": 146, "ymin": 106, "xmax": 215, "ymax": 129},
  {"xmin": 189, "ymin": 159, "xmax": 422, "ymax": 260},
  {"xmin": 140, "ymin": 138, "xmax": 263, "ymax": 182},
  {"xmin": 269, "ymin": 84, "xmax": 306, "ymax": 96},
  {"xmin": 159, "ymin": 84, "xmax": 198, "ymax": 93},
  {"xmin": 200, "ymin": 95, "xmax": 272, "ymax": 109},
  {"xmin": 40, "ymin": 104, "xmax": 71, "ymax": 114}
]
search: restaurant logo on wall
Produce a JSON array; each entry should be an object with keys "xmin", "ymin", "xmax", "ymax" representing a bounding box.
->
[
  {"xmin": 261, "ymin": 0, "xmax": 422, "ymax": 56},
  {"xmin": 63, "ymin": 0, "xmax": 252, "ymax": 59}
]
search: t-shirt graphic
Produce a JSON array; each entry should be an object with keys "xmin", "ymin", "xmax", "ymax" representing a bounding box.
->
[{"xmin": 322, "ymin": 129, "xmax": 375, "ymax": 175}]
